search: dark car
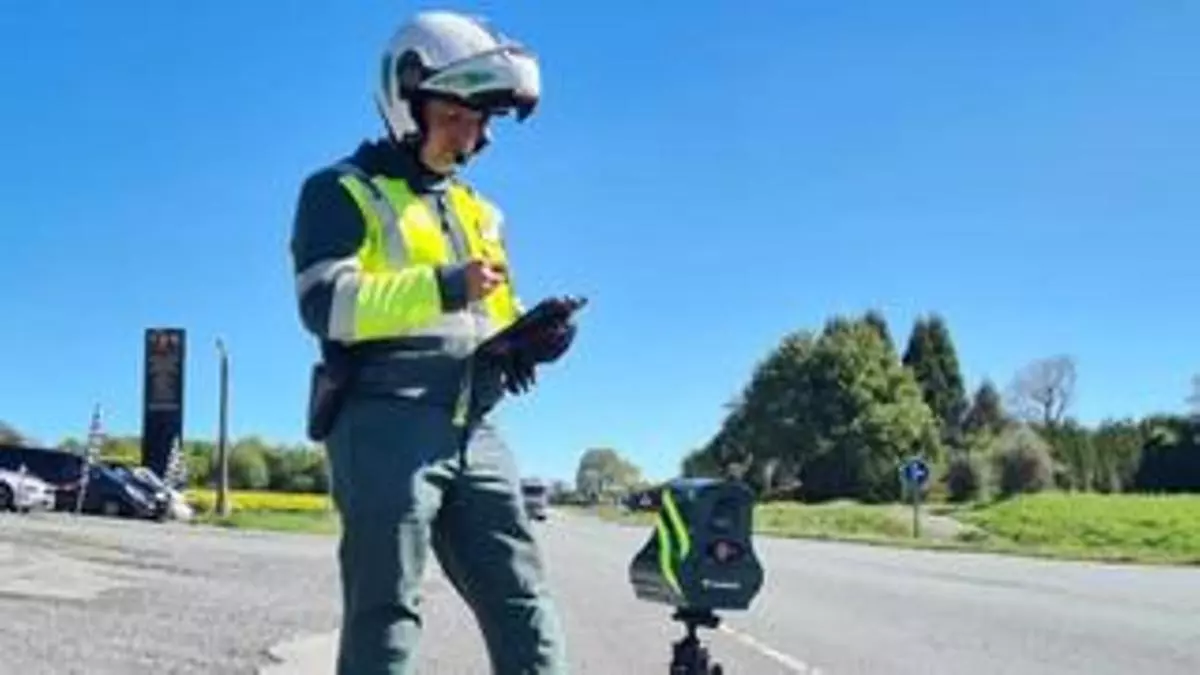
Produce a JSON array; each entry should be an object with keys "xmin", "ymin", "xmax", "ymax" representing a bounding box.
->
[
  {"xmin": 0, "ymin": 444, "xmax": 163, "ymax": 519},
  {"xmin": 106, "ymin": 464, "xmax": 172, "ymax": 519},
  {"xmin": 71, "ymin": 464, "xmax": 163, "ymax": 519}
]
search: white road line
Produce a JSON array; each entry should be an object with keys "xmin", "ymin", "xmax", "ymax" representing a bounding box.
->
[{"xmin": 718, "ymin": 624, "xmax": 825, "ymax": 674}]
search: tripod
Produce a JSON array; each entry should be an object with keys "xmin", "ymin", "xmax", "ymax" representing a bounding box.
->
[{"xmin": 669, "ymin": 608, "xmax": 724, "ymax": 675}]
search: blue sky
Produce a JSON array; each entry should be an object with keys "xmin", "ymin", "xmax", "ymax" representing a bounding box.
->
[{"xmin": 1, "ymin": 1, "xmax": 1196, "ymax": 483}]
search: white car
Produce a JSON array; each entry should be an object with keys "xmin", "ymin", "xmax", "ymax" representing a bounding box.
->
[{"xmin": 0, "ymin": 467, "xmax": 56, "ymax": 512}]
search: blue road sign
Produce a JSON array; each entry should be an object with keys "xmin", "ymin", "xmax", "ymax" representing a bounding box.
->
[{"xmin": 902, "ymin": 458, "xmax": 929, "ymax": 486}]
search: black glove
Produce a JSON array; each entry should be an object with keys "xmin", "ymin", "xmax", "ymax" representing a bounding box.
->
[
  {"xmin": 525, "ymin": 318, "xmax": 577, "ymax": 364},
  {"xmin": 479, "ymin": 295, "xmax": 587, "ymax": 396},
  {"xmin": 479, "ymin": 296, "xmax": 586, "ymax": 357},
  {"xmin": 500, "ymin": 348, "xmax": 537, "ymax": 395}
]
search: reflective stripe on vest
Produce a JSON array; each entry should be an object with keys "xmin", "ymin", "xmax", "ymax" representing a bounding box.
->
[{"xmin": 325, "ymin": 165, "xmax": 520, "ymax": 354}]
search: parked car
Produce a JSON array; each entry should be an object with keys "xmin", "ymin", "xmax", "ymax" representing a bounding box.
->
[
  {"xmin": 73, "ymin": 463, "xmax": 164, "ymax": 519},
  {"xmin": 0, "ymin": 444, "xmax": 167, "ymax": 520},
  {"xmin": 108, "ymin": 464, "xmax": 191, "ymax": 521},
  {"xmin": 0, "ymin": 444, "xmax": 85, "ymax": 497},
  {"xmin": 0, "ymin": 467, "xmax": 56, "ymax": 512}
]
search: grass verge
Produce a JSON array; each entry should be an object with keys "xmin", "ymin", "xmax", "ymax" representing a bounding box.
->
[
  {"xmin": 955, "ymin": 492, "xmax": 1200, "ymax": 565},
  {"xmin": 183, "ymin": 488, "xmax": 1200, "ymax": 566},
  {"xmin": 590, "ymin": 492, "xmax": 1200, "ymax": 566},
  {"xmin": 195, "ymin": 509, "xmax": 339, "ymax": 535}
]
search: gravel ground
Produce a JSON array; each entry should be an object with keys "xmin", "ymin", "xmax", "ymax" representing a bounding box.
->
[{"xmin": 0, "ymin": 510, "xmax": 341, "ymax": 675}]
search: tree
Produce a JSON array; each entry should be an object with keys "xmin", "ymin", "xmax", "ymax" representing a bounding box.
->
[
  {"xmin": 1133, "ymin": 414, "xmax": 1200, "ymax": 492},
  {"xmin": 1090, "ymin": 418, "xmax": 1143, "ymax": 493},
  {"xmin": 693, "ymin": 329, "xmax": 819, "ymax": 492},
  {"xmin": 962, "ymin": 380, "xmax": 1008, "ymax": 438},
  {"xmin": 1037, "ymin": 419, "xmax": 1095, "ymax": 491},
  {"xmin": 0, "ymin": 421, "xmax": 24, "ymax": 445},
  {"xmin": 1007, "ymin": 355, "xmax": 1076, "ymax": 428},
  {"xmin": 99, "ymin": 435, "xmax": 141, "ymax": 465},
  {"xmin": 863, "ymin": 309, "xmax": 895, "ymax": 354},
  {"xmin": 263, "ymin": 444, "xmax": 328, "ymax": 493},
  {"xmin": 902, "ymin": 315, "xmax": 969, "ymax": 447},
  {"xmin": 574, "ymin": 448, "xmax": 643, "ymax": 502},
  {"xmin": 789, "ymin": 316, "xmax": 943, "ymax": 502},
  {"xmin": 229, "ymin": 437, "xmax": 271, "ymax": 490},
  {"xmin": 680, "ymin": 447, "xmax": 724, "ymax": 479},
  {"xmin": 685, "ymin": 316, "xmax": 942, "ymax": 503}
]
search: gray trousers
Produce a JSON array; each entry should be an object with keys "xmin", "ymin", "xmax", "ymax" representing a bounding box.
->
[{"xmin": 324, "ymin": 394, "xmax": 568, "ymax": 674}]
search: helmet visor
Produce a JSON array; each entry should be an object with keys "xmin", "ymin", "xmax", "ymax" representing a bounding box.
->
[{"xmin": 420, "ymin": 46, "xmax": 540, "ymax": 120}]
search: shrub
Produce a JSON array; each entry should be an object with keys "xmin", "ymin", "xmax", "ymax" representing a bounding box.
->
[
  {"xmin": 945, "ymin": 452, "xmax": 986, "ymax": 502},
  {"xmin": 992, "ymin": 426, "xmax": 1055, "ymax": 498},
  {"xmin": 229, "ymin": 444, "xmax": 269, "ymax": 490}
]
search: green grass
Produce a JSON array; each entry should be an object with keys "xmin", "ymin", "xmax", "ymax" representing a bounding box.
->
[
  {"xmin": 590, "ymin": 492, "xmax": 1200, "ymax": 566},
  {"xmin": 195, "ymin": 509, "xmax": 339, "ymax": 535},
  {"xmin": 754, "ymin": 500, "xmax": 913, "ymax": 541},
  {"xmin": 595, "ymin": 499, "xmax": 919, "ymax": 544},
  {"xmin": 189, "ymin": 488, "xmax": 1200, "ymax": 566},
  {"xmin": 956, "ymin": 492, "xmax": 1200, "ymax": 565}
]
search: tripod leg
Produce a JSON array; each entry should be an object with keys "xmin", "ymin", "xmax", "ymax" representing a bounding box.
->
[{"xmin": 670, "ymin": 634, "xmax": 716, "ymax": 675}]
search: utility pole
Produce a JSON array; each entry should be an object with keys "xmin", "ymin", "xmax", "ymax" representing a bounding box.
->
[{"xmin": 215, "ymin": 338, "xmax": 231, "ymax": 518}]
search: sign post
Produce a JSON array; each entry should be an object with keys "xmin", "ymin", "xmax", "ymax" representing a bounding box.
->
[
  {"xmin": 900, "ymin": 457, "xmax": 929, "ymax": 538},
  {"xmin": 215, "ymin": 337, "xmax": 230, "ymax": 518}
]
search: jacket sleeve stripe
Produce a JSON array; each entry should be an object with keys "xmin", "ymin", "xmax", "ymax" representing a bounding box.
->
[
  {"xmin": 296, "ymin": 257, "xmax": 361, "ymax": 300},
  {"xmin": 326, "ymin": 273, "xmax": 360, "ymax": 342}
]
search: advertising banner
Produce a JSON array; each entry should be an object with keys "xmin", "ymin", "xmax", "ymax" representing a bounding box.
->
[{"xmin": 141, "ymin": 327, "xmax": 185, "ymax": 478}]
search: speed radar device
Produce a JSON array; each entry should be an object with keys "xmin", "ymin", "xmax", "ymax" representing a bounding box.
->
[{"xmin": 627, "ymin": 478, "xmax": 764, "ymax": 674}]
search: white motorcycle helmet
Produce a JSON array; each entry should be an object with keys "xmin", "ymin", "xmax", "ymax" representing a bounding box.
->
[{"xmin": 375, "ymin": 11, "xmax": 541, "ymax": 158}]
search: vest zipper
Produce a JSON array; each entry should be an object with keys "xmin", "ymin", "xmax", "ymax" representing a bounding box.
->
[{"xmin": 432, "ymin": 194, "xmax": 478, "ymax": 464}]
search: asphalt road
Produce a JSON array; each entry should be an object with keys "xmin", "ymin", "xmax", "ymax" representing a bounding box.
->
[{"xmin": 1, "ymin": 509, "xmax": 1198, "ymax": 674}]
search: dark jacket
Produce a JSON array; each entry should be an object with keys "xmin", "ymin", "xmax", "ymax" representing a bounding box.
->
[{"xmin": 289, "ymin": 138, "xmax": 505, "ymax": 417}]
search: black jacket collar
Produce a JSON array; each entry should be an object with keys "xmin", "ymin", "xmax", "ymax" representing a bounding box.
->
[{"xmin": 351, "ymin": 138, "xmax": 452, "ymax": 194}]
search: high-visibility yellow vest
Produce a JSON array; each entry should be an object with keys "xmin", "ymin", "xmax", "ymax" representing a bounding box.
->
[{"xmin": 327, "ymin": 163, "xmax": 523, "ymax": 353}]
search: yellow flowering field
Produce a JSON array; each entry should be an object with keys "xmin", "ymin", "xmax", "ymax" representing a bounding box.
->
[{"xmin": 186, "ymin": 488, "xmax": 332, "ymax": 514}]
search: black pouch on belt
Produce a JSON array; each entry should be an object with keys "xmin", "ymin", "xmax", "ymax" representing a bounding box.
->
[{"xmin": 306, "ymin": 361, "xmax": 352, "ymax": 442}]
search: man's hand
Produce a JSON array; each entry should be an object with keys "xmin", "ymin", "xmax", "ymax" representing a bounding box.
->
[{"xmin": 465, "ymin": 259, "xmax": 508, "ymax": 302}]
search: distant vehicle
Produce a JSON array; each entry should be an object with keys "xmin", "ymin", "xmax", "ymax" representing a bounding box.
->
[
  {"xmin": 520, "ymin": 478, "xmax": 549, "ymax": 521},
  {"xmin": 0, "ymin": 467, "xmax": 56, "ymax": 512}
]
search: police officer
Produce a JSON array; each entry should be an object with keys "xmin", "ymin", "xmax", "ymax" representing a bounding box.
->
[{"xmin": 289, "ymin": 10, "xmax": 575, "ymax": 675}]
